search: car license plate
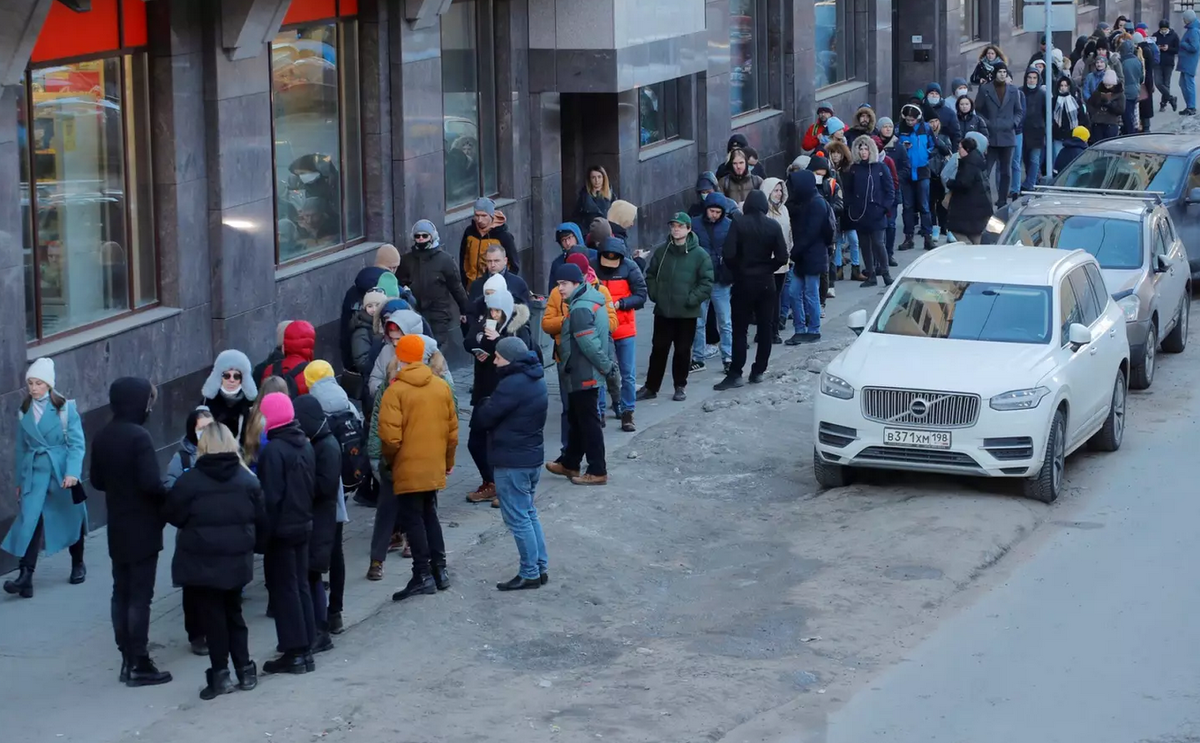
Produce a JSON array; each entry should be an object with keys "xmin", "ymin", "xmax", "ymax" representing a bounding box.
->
[{"xmin": 883, "ymin": 428, "xmax": 952, "ymax": 449}]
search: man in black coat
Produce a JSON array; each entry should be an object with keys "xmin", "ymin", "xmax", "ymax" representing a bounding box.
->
[
  {"xmin": 716, "ymin": 189, "xmax": 788, "ymax": 390},
  {"xmin": 255, "ymin": 393, "xmax": 318, "ymax": 674},
  {"xmin": 397, "ymin": 220, "xmax": 471, "ymax": 356},
  {"xmin": 293, "ymin": 395, "xmax": 341, "ymax": 655},
  {"xmin": 90, "ymin": 377, "xmax": 172, "ymax": 687},
  {"xmin": 785, "ymin": 170, "xmax": 836, "ymax": 345}
]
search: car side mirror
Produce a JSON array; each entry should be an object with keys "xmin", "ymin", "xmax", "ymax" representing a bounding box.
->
[
  {"xmin": 1068, "ymin": 322, "xmax": 1091, "ymax": 349},
  {"xmin": 1154, "ymin": 254, "xmax": 1170, "ymax": 273},
  {"xmin": 848, "ymin": 309, "xmax": 868, "ymax": 336},
  {"xmin": 1188, "ymin": 187, "xmax": 1200, "ymax": 204}
]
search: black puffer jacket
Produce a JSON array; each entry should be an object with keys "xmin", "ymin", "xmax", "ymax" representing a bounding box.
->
[
  {"xmin": 945, "ymin": 149, "xmax": 994, "ymax": 237},
  {"xmin": 294, "ymin": 396, "xmax": 340, "ymax": 572},
  {"xmin": 165, "ymin": 452, "xmax": 267, "ymax": 590},
  {"xmin": 398, "ymin": 242, "xmax": 470, "ymax": 330},
  {"xmin": 786, "ymin": 170, "xmax": 836, "ymax": 276},
  {"xmin": 257, "ymin": 419, "xmax": 316, "ymax": 545},
  {"xmin": 723, "ymin": 190, "xmax": 788, "ymax": 283},
  {"xmin": 89, "ymin": 377, "xmax": 167, "ymax": 564},
  {"xmin": 203, "ymin": 391, "xmax": 254, "ymax": 445}
]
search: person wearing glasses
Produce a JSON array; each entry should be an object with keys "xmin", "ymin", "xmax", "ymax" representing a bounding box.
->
[
  {"xmin": 202, "ymin": 350, "xmax": 259, "ymax": 445},
  {"xmin": 397, "ymin": 220, "xmax": 470, "ymax": 358}
]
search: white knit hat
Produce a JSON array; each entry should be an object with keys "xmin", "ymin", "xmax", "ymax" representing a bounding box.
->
[{"xmin": 26, "ymin": 357, "xmax": 55, "ymax": 389}]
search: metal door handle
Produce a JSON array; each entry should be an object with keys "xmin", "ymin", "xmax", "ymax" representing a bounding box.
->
[
  {"xmin": 1109, "ymin": 328, "xmax": 1117, "ymax": 337},
  {"xmin": 1089, "ymin": 346, "xmax": 1098, "ymax": 355}
]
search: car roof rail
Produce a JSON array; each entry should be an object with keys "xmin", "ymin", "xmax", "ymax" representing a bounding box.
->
[{"xmin": 1029, "ymin": 185, "xmax": 1164, "ymax": 204}]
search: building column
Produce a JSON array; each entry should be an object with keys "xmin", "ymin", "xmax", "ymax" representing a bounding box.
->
[
  {"xmin": 388, "ymin": 9, "xmax": 446, "ymax": 246},
  {"xmin": 202, "ymin": 2, "xmax": 280, "ymax": 354},
  {"xmin": 495, "ymin": 0, "xmax": 532, "ymax": 264},
  {"xmin": 529, "ymin": 92, "xmax": 562, "ymax": 291},
  {"xmin": 359, "ymin": 0, "xmax": 395, "ymax": 244}
]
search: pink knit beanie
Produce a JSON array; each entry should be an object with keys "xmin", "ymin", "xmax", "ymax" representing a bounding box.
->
[{"xmin": 259, "ymin": 392, "xmax": 294, "ymax": 431}]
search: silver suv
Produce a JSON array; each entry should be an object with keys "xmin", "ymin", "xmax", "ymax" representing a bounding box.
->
[{"xmin": 998, "ymin": 189, "xmax": 1191, "ymax": 390}]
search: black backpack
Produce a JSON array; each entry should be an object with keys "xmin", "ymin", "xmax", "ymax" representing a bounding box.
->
[
  {"xmin": 327, "ymin": 410, "xmax": 367, "ymax": 493},
  {"xmin": 263, "ymin": 361, "xmax": 309, "ymax": 398}
]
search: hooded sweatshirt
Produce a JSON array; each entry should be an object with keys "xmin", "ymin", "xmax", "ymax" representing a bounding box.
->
[
  {"xmin": 547, "ymin": 221, "xmax": 597, "ymax": 295},
  {"xmin": 695, "ymin": 191, "xmax": 734, "ymax": 285},
  {"xmin": 591, "ymin": 236, "xmax": 648, "ymax": 339},
  {"xmin": 1021, "ymin": 67, "xmax": 1048, "ymax": 148},
  {"xmin": 759, "ymin": 177, "xmax": 793, "ymax": 273},
  {"xmin": 722, "ymin": 189, "xmax": 788, "ymax": 283},
  {"xmin": 785, "ymin": 170, "xmax": 835, "ymax": 277}
]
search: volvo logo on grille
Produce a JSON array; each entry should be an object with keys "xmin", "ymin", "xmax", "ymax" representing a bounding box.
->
[{"xmin": 909, "ymin": 399, "xmax": 929, "ymax": 417}]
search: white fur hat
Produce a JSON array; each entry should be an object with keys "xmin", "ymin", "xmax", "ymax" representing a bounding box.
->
[
  {"xmin": 201, "ymin": 349, "xmax": 258, "ymax": 401},
  {"xmin": 26, "ymin": 357, "xmax": 55, "ymax": 389}
]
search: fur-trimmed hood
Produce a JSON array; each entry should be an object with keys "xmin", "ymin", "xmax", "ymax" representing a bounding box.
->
[
  {"xmin": 851, "ymin": 134, "xmax": 880, "ymax": 162},
  {"xmin": 506, "ymin": 302, "xmax": 531, "ymax": 334},
  {"xmin": 202, "ymin": 349, "xmax": 258, "ymax": 401},
  {"xmin": 853, "ymin": 104, "xmax": 877, "ymax": 131}
]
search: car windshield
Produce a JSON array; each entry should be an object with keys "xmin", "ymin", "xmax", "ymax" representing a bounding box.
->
[
  {"xmin": 871, "ymin": 279, "xmax": 1053, "ymax": 344},
  {"xmin": 1001, "ymin": 214, "xmax": 1143, "ymax": 270},
  {"xmin": 1054, "ymin": 150, "xmax": 1186, "ymax": 195}
]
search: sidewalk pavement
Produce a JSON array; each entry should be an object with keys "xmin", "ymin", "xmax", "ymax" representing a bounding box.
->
[{"xmin": 0, "ymin": 218, "xmax": 1098, "ymax": 741}]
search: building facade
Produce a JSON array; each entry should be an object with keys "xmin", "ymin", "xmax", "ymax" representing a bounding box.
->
[{"xmin": 0, "ymin": 0, "xmax": 1166, "ymax": 552}]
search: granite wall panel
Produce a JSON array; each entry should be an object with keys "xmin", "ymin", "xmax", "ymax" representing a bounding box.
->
[
  {"xmin": 395, "ymin": 150, "xmax": 447, "ymax": 240},
  {"xmin": 150, "ymin": 53, "xmax": 208, "ymax": 187},
  {"xmin": 205, "ymin": 93, "xmax": 275, "ymax": 211},
  {"xmin": 155, "ymin": 178, "xmax": 212, "ymax": 311},
  {"xmin": 275, "ymin": 254, "xmax": 375, "ymax": 329},
  {"xmin": 208, "ymin": 198, "xmax": 277, "ymax": 319}
]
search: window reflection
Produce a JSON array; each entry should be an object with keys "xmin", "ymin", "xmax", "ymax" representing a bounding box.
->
[
  {"xmin": 730, "ymin": 0, "xmax": 764, "ymax": 115},
  {"xmin": 639, "ymin": 80, "xmax": 681, "ymax": 148},
  {"xmin": 441, "ymin": 0, "xmax": 498, "ymax": 209},
  {"xmin": 271, "ymin": 22, "xmax": 364, "ymax": 262},
  {"xmin": 19, "ymin": 56, "xmax": 156, "ymax": 340},
  {"xmin": 815, "ymin": 0, "xmax": 854, "ymax": 88}
]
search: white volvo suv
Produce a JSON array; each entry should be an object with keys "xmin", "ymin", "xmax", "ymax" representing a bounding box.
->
[{"xmin": 812, "ymin": 244, "xmax": 1130, "ymax": 503}]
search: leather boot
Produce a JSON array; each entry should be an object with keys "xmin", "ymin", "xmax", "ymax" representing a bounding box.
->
[
  {"xmin": 850, "ymin": 266, "xmax": 865, "ymax": 282},
  {"xmin": 392, "ymin": 570, "xmax": 437, "ymax": 601},
  {"xmin": 620, "ymin": 411, "xmax": 635, "ymax": 432},
  {"xmin": 327, "ymin": 611, "xmax": 344, "ymax": 634},
  {"xmin": 69, "ymin": 561, "xmax": 86, "ymax": 585},
  {"xmin": 262, "ymin": 652, "xmax": 309, "ymax": 675},
  {"xmin": 118, "ymin": 654, "xmax": 130, "ymax": 683},
  {"xmin": 311, "ymin": 630, "xmax": 334, "ymax": 654},
  {"xmin": 3, "ymin": 566, "xmax": 33, "ymax": 598},
  {"xmin": 235, "ymin": 661, "xmax": 258, "ymax": 690},
  {"xmin": 199, "ymin": 668, "xmax": 236, "ymax": 700},
  {"xmin": 127, "ymin": 655, "xmax": 173, "ymax": 687},
  {"xmin": 432, "ymin": 563, "xmax": 451, "ymax": 591}
]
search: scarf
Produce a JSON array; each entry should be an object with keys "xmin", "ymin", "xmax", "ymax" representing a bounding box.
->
[
  {"xmin": 220, "ymin": 385, "xmax": 244, "ymax": 400},
  {"xmin": 30, "ymin": 393, "xmax": 48, "ymax": 424},
  {"xmin": 1054, "ymin": 92, "xmax": 1081, "ymax": 129}
]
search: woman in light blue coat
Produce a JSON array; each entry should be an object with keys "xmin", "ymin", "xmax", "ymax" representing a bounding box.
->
[{"xmin": 2, "ymin": 358, "xmax": 88, "ymax": 598}]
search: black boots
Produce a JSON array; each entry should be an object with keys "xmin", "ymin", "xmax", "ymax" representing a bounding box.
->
[
  {"xmin": 392, "ymin": 571, "xmax": 437, "ymax": 602},
  {"xmin": 312, "ymin": 630, "xmax": 334, "ymax": 654},
  {"xmin": 3, "ymin": 567, "xmax": 33, "ymax": 598},
  {"xmin": 127, "ymin": 655, "xmax": 173, "ymax": 687},
  {"xmin": 327, "ymin": 611, "xmax": 344, "ymax": 634},
  {"xmin": 263, "ymin": 652, "xmax": 311, "ymax": 675},
  {"xmin": 199, "ymin": 668, "xmax": 236, "ymax": 700},
  {"xmin": 713, "ymin": 375, "xmax": 745, "ymax": 391},
  {"xmin": 432, "ymin": 563, "xmax": 451, "ymax": 591},
  {"xmin": 119, "ymin": 655, "xmax": 130, "ymax": 683},
  {"xmin": 69, "ymin": 561, "xmax": 86, "ymax": 585},
  {"xmin": 236, "ymin": 661, "xmax": 258, "ymax": 690},
  {"xmin": 497, "ymin": 575, "xmax": 541, "ymax": 591},
  {"xmin": 190, "ymin": 637, "xmax": 209, "ymax": 656}
]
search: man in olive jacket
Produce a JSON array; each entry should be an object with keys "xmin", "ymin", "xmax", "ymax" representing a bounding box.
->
[
  {"xmin": 545, "ymin": 263, "xmax": 617, "ymax": 486},
  {"xmin": 637, "ymin": 213, "xmax": 714, "ymax": 402}
]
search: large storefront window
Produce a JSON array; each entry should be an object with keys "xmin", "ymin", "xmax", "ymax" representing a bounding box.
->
[
  {"xmin": 730, "ymin": 0, "xmax": 768, "ymax": 116},
  {"xmin": 639, "ymin": 79, "xmax": 681, "ymax": 147},
  {"xmin": 19, "ymin": 55, "xmax": 156, "ymax": 341},
  {"xmin": 815, "ymin": 0, "xmax": 855, "ymax": 88},
  {"xmin": 441, "ymin": 0, "xmax": 499, "ymax": 210},
  {"xmin": 271, "ymin": 21, "xmax": 365, "ymax": 264}
]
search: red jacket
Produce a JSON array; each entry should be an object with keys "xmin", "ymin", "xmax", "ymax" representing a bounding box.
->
[
  {"xmin": 263, "ymin": 321, "xmax": 316, "ymax": 395},
  {"xmin": 801, "ymin": 123, "xmax": 828, "ymax": 153}
]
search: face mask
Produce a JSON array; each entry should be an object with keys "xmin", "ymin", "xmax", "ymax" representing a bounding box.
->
[
  {"xmin": 927, "ymin": 94, "xmax": 941, "ymax": 106},
  {"xmin": 813, "ymin": 174, "xmax": 825, "ymax": 184},
  {"xmin": 221, "ymin": 384, "xmax": 242, "ymax": 398},
  {"xmin": 299, "ymin": 172, "xmax": 320, "ymax": 184},
  {"xmin": 955, "ymin": 87, "xmax": 969, "ymax": 98}
]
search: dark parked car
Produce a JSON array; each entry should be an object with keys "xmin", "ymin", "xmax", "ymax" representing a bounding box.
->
[{"xmin": 983, "ymin": 133, "xmax": 1200, "ymax": 279}]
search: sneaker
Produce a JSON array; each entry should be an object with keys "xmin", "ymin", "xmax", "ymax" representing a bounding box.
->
[
  {"xmin": 888, "ymin": 258, "xmax": 899, "ymax": 267},
  {"xmin": 366, "ymin": 561, "xmax": 383, "ymax": 581},
  {"xmin": 821, "ymin": 307, "xmax": 826, "ymax": 318},
  {"xmin": 635, "ymin": 386, "xmax": 657, "ymax": 401},
  {"xmin": 703, "ymin": 344, "xmax": 720, "ymax": 359},
  {"xmin": 859, "ymin": 277, "xmax": 879, "ymax": 288},
  {"xmin": 883, "ymin": 275, "xmax": 895, "ymax": 286},
  {"xmin": 570, "ymin": 473, "xmax": 609, "ymax": 486},
  {"xmin": 826, "ymin": 287, "xmax": 836, "ymax": 299},
  {"xmin": 713, "ymin": 375, "xmax": 745, "ymax": 391},
  {"xmin": 785, "ymin": 333, "xmax": 806, "ymax": 346},
  {"xmin": 772, "ymin": 334, "xmax": 783, "ymax": 344},
  {"xmin": 1171, "ymin": 96, "xmax": 1179, "ymax": 112},
  {"xmin": 545, "ymin": 461, "xmax": 581, "ymax": 479},
  {"xmin": 689, "ymin": 360, "xmax": 706, "ymax": 373},
  {"xmin": 722, "ymin": 361, "xmax": 731, "ymax": 375},
  {"xmin": 800, "ymin": 333, "xmax": 821, "ymax": 343},
  {"xmin": 672, "ymin": 387, "xmax": 687, "ymax": 401}
]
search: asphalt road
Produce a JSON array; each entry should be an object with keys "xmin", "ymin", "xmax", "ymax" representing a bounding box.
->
[{"xmin": 819, "ymin": 343, "xmax": 1200, "ymax": 743}]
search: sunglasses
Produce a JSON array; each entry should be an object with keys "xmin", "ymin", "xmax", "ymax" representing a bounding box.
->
[
  {"xmin": 222, "ymin": 372, "xmax": 242, "ymax": 381},
  {"xmin": 415, "ymin": 233, "xmax": 431, "ymax": 240}
]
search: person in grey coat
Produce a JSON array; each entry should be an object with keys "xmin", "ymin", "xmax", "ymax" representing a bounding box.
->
[
  {"xmin": 1119, "ymin": 39, "xmax": 1144, "ymax": 134},
  {"xmin": 973, "ymin": 61, "xmax": 1025, "ymax": 208}
]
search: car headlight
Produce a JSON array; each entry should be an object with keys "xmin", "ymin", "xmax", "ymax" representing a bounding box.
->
[
  {"xmin": 820, "ymin": 371, "xmax": 855, "ymax": 400},
  {"xmin": 1117, "ymin": 294, "xmax": 1140, "ymax": 322},
  {"xmin": 989, "ymin": 387, "xmax": 1051, "ymax": 411},
  {"xmin": 986, "ymin": 216, "xmax": 1005, "ymax": 234}
]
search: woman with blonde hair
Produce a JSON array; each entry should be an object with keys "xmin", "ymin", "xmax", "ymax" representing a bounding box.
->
[
  {"xmin": 243, "ymin": 376, "xmax": 290, "ymax": 471},
  {"xmin": 573, "ymin": 165, "xmax": 614, "ymax": 232},
  {"xmin": 166, "ymin": 422, "xmax": 268, "ymax": 699}
]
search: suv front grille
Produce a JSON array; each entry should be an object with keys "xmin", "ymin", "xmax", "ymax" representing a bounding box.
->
[
  {"xmin": 861, "ymin": 387, "xmax": 981, "ymax": 428},
  {"xmin": 983, "ymin": 436, "xmax": 1034, "ymax": 461},
  {"xmin": 855, "ymin": 446, "xmax": 981, "ymax": 469}
]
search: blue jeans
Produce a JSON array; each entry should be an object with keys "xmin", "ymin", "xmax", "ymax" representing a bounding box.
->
[
  {"xmin": 834, "ymin": 230, "xmax": 860, "ymax": 267},
  {"xmin": 1051, "ymin": 139, "xmax": 1064, "ymax": 163},
  {"xmin": 1122, "ymin": 98, "xmax": 1138, "ymax": 134},
  {"xmin": 788, "ymin": 273, "xmax": 822, "ymax": 335},
  {"xmin": 1021, "ymin": 145, "xmax": 1043, "ymax": 190},
  {"xmin": 901, "ymin": 179, "xmax": 932, "ymax": 238},
  {"xmin": 1010, "ymin": 132, "xmax": 1023, "ymax": 196},
  {"xmin": 693, "ymin": 283, "xmax": 732, "ymax": 362},
  {"xmin": 1182, "ymin": 72, "xmax": 1197, "ymax": 110},
  {"xmin": 494, "ymin": 467, "xmax": 547, "ymax": 581},
  {"xmin": 613, "ymin": 336, "xmax": 636, "ymax": 413}
]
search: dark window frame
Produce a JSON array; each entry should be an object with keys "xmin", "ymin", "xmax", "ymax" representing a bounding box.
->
[
  {"xmin": 268, "ymin": 18, "xmax": 368, "ymax": 268},
  {"xmin": 21, "ymin": 48, "xmax": 161, "ymax": 346},
  {"xmin": 440, "ymin": 0, "xmax": 500, "ymax": 211},
  {"xmin": 638, "ymin": 77, "xmax": 683, "ymax": 150},
  {"xmin": 730, "ymin": 0, "xmax": 772, "ymax": 117}
]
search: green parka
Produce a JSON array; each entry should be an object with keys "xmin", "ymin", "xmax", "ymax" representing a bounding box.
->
[{"xmin": 645, "ymin": 232, "xmax": 715, "ymax": 319}]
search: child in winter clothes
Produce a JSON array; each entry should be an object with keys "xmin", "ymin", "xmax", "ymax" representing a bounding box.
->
[{"xmin": 164, "ymin": 407, "xmax": 215, "ymax": 490}]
